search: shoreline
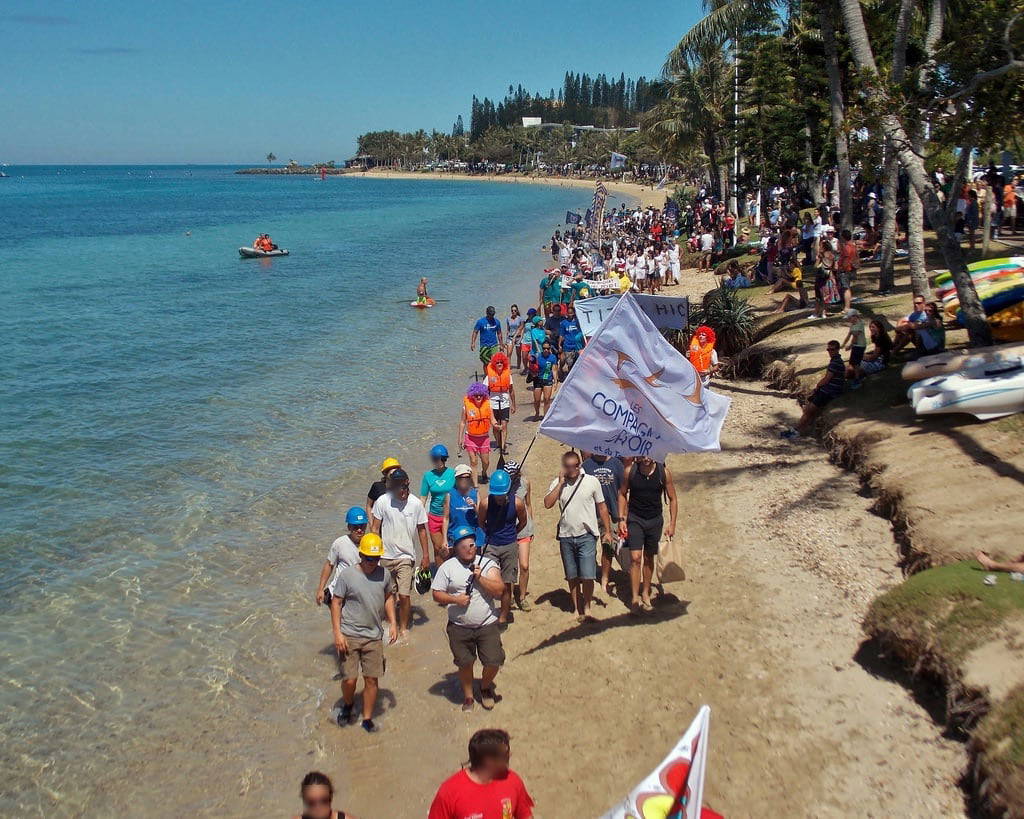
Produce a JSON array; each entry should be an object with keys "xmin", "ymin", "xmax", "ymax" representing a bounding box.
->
[
  {"xmin": 353, "ymin": 168, "xmax": 670, "ymax": 209},
  {"xmin": 298, "ymin": 219, "xmax": 967, "ymax": 816}
]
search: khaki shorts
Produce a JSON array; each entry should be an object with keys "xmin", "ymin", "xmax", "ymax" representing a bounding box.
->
[
  {"xmin": 340, "ymin": 636, "xmax": 385, "ymax": 679},
  {"xmin": 446, "ymin": 622, "xmax": 505, "ymax": 668},
  {"xmin": 381, "ymin": 558, "xmax": 413, "ymax": 596}
]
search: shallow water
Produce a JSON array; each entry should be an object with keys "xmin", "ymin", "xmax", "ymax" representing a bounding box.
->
[{"xmin": 0, "ymin": 167, "xmax": 594, "ymax": 814}]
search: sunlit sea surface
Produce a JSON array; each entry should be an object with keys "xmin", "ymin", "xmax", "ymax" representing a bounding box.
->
[{"xmin": 0, "ymin": 167, "xmax": 597, "ymax": 814}]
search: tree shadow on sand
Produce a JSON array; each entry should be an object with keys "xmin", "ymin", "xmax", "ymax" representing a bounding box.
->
[{"xmin": 515, "ymin": 594, "xmax": 690, "ymax": 658}]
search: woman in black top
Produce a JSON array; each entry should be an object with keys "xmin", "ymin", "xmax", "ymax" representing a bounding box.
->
[
  {"xmin": 293, "ymin": 772, "xmax": 355, "ymax": 819},
  {"xmin": 616, "ymin": 457, "xmax": 678, "ymax": 613}
]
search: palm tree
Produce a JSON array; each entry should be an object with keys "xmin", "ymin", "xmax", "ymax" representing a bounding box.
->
[
  {"xmin": 837, "ymin": 0, "xmax": 991, "ymax": 344},
  {"xmin": 266, "ymin": 152, "xmax": 276, "ymax": 166},
  {"xmin": 645, "ymin": 46, "xmax": 732, "ymax": 199},
  {"xmin": 669, "ymin": 0, "xmax": 853, "ymax": 228}
]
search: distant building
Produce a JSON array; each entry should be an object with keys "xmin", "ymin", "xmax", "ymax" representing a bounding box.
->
[{"xmin": 345, "ymin": 154, "xmax": 378, "ymax": 169}]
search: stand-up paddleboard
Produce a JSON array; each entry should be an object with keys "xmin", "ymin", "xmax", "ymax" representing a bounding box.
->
[
  {"xmin": 239, "ymin": 247, "xmax": 289, "ymax": 258},
  {"xmin": 901, "ymin": 342, "xmax": 1024, "ymax": 381},
  {"xmin": 410, "ymin": 298, "xmax": 436, "ymax": 309}
]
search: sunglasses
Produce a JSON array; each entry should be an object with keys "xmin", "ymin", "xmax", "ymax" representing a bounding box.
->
[
  {"xmin": 361, "ymin": 555, "xmax": 381, "ymax": 563},
  {"xmin": 304, "ymin": 796, "xmax": 331, "ymax": 807},
  {"xmin": 350, "ymin": 523, "xmax": 367, "ymax": 530}
]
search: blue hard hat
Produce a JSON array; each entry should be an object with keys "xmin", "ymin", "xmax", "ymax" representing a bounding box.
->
[
  {"xmin": 345, "ymin": 507, "xmax": 369, "ymax": 526},
  {"xmin": 450, "ymin": 525, "xmax": 477, "ymax": 545},
  {"xmin": 429, "ymin": 444, "xmax": 449, "ymax": 460},
  {"xmin": 488, "ymin": 469, "xmax": 511, "ymax": 494}
]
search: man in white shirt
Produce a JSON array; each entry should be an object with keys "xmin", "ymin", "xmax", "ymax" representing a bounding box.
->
[
  {"xmin": 370, "ymin": 468, "xmax": 430, "ymax": 639},
  {"xmin": 542, "ymin": 451, "xmax": 613, "ymax": 623},
  {"xmin": 698, "ymin": 230, "xmax": 714, "ymax": 272}
]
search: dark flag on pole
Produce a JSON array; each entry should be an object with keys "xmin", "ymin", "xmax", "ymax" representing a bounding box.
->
[{"xmin": 565, "ymin": 210, "xmax": 582, "ymax": 225}]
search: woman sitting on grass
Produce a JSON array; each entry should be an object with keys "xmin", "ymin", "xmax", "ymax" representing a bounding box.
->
[{"xmin": 846, "ymin": 319, "xmax": 893, "ymax": 388}]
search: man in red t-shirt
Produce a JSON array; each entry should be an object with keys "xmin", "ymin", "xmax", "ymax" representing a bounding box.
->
[{"xmin": 428, "ymin": 729, "xmax": 534, "ymax": 819}]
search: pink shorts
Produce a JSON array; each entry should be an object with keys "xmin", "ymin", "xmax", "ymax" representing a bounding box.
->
[
  {"xmin": 464, "ymin": 433, "xmax": 490, "ymax": 454},
  {"xmin": 427, "ymin": 513, "xmax": 444, "ymax": 533}
]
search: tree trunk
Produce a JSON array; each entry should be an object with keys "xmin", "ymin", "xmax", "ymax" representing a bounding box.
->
[
  {"xmin": 907, "ymin": 186, "xmax": 929, "ymax": 296},
  {"xmin": 838, "ymin": 0, "xmax": 992, "ymax": 345},
  {"xmin": 878, "ymin": 145, "xmax": 899, "ymax": 292},
  {"xmin": 820, "ymin": 0, "xmax": 853, "ymax": 232}
]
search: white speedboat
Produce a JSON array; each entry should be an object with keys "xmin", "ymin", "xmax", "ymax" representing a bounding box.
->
[
  {"xmin": 901, "ymin": 342, "xmax": 1024, "ymax": 381},
  {"xmin": 908, "ymin": 359, "xmax": 1024, "ymax": 420}
]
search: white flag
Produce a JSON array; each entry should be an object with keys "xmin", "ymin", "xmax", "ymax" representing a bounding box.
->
[
  {"xmin": 601, "ymin": 706, "xmax": 711, "ymax": 819},
  {"xmin": 539, "ymin": 295, "xmax": 729, "ymax": 459}
]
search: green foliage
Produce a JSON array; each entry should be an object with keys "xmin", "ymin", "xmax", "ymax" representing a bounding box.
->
[{"xmin": 690, "ymin": 283, "xmax": 757, "ymax": 356}]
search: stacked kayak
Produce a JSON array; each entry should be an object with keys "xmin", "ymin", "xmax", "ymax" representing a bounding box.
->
[
  {"xmin": 907, "ymin": 355, "xmax": 1024, "ymax": 419},
  {"xmin": 239, "ymin": 247, "xmax": 289, "ymax": 258},
  {"xmin": 933, "ymin": 256, "xmax": 1024, "ymax": 288},
  {"xmin": 936, "ymin": 265, "xmax": 1024, "ymax": 300}
]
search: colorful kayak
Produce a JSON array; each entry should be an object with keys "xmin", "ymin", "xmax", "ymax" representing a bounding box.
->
[
  {"xmin": 239, "ymin": 247, "xmax": 289, "ymax": 258},
  {"xmin": 934, "ymin": 257, "xmax": 1024, "ymax": 287},
  {"xmin": 937, "ymin": 266, "xmax": 1024, "ymax": 299},
  {"xmin": 410, "ymin": 298, "xmax": 436, "ymax": 309},
  {"xmin": 901, "ymin": 342, "xmax": 1024, "ymax": 381},
  {"xmin": 908, "ymin": 362, "xmax": 1024, "ymax": 420},
  {"xmin": 946, "ymin": 278, "xmax": 1024, "ymax": 317}
]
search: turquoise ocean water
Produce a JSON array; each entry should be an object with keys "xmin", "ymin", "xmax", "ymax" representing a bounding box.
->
[{"xmin": 0, "ymin": 167, "xmax": 598, "ymax": 814}]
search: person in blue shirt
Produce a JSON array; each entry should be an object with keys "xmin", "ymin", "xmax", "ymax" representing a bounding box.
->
[
  {"xmin": 470, "ymin": 306, "xmax": 503, "ymax": 366},
  {"xmin": 442, "ymin": 464, "xmax": 485, "ymax": 547},
  {"xmin": 782, "ymin": 340, "xmax": 845, "ymax": 439},
  {"xmin": 558, "ymin": 305, "xmax": 585, "ymax": 379}
]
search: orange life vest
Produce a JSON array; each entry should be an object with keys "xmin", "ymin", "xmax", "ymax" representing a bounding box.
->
[
  {"xmin": 486, "ymin": 364, "xmax": 511, "ymax": 394},
  {"xmin": 689, "ymin": 338, "xmax": 715, "ymax": 373},
  {"xmin": 464, "ymin": 397, "xmax": 492, "ymax": 436}
]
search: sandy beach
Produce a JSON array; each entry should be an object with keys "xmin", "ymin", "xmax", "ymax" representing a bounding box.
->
[
  {"xmin": 299, "ymin": 261, "xmax": 968, "ymax": 818},
  {"xmin": 356, "ymin": 168, "xmax": 670, "ymax": 209}
]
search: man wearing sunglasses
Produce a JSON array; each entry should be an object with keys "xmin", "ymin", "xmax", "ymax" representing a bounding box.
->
[{"xmin": 328, "ymin": 532, "xmax": 398, "ymax": 733}]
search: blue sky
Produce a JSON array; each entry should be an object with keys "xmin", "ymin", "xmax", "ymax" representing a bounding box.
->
[{"xmin": 2, "ymin": 0, "xmax": 698, "ymax": 164}]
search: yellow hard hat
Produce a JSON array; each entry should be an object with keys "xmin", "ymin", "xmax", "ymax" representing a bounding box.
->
[
  {"xmin": 358, "ymin": 532, "xmax": 384, "ymax": 558},
  {"xmin": 380, "ymin": 457, "xmax": 401, "ymax": 473}
]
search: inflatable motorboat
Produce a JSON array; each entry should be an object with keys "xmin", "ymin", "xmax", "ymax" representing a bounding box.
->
[
  {"xmin": 239, "ymin": 247, "xmax": 289, "ymax": 258},
  {"xmin": 908, "ymin": 358, "xmax": 1024, "ymax": 420},
  {"xmin": 901, "ymin": 342, "xmax": 1024, "ymax": 381}
]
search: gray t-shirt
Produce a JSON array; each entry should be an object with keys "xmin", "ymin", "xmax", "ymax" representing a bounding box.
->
[
  {"xmin": 431, "ymin": 555, "xmax": 500, "ymax": 628},
  {"xmin": 329, "ymin": 564, "xmax": 395, "ymax": 640},
  {"xmin": 325, "ymin": 534, "xmax": 361, "ymax": 589}
]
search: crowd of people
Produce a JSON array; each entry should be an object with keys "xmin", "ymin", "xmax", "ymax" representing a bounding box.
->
[{"xmin": 297, "ymin": 197, "xmax": 713, "ymax": 817}]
